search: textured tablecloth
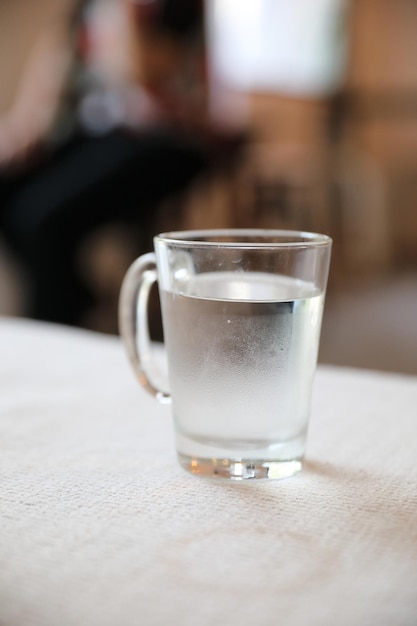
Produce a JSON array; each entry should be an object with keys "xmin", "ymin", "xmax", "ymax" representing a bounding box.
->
[{"xmin": 1, "ymin": 317, "xmax": 416, "ymax": 626}]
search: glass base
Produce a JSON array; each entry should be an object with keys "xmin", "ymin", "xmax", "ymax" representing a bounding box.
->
[{"xmin": 178, "ymin": 453, "xmax": 302, "ymax": 480}]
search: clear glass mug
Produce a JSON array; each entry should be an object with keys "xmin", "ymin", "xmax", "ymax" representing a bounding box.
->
[{"xmin": 119, "ymin": 230, "xmax": 332, "ymax": 480}]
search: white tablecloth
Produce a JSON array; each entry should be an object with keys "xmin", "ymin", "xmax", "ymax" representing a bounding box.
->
[{"xmin": 1, "ymin": 317, "xmax": 416, "ymax": 626}]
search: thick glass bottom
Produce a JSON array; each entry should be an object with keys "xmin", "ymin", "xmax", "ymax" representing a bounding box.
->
[{"xmin": 178, "ymin": 453, "xmax": 302, "ymax": 480}]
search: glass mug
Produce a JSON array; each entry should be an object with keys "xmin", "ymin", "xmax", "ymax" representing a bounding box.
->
[{"xmin": 119, "ymin": 230, "xmax": 332, "ymax": 480}]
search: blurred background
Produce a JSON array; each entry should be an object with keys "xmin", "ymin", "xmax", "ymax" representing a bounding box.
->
[{"xmin": 0, "ymin": 0, "xmax": 416, "ymax": 374}]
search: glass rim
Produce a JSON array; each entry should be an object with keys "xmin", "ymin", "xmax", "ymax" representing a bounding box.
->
[{"xmin": 155, "ymin": 229, "xmax": 332, "ymax": 249}]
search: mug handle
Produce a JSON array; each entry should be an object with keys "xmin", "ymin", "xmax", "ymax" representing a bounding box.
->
[{"xmin": 118, "ymin": 253, "xmax": 171, "ymax": 404}]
